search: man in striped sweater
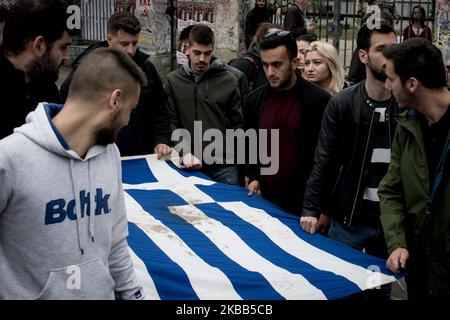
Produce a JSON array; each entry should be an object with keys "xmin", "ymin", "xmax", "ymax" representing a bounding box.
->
[{"xmin": 300, "ymin": 24, "xmax": 398, "ymax": 296}]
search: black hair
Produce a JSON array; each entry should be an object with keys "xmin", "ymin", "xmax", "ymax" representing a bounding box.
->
[
  {"xmin": 179, "ymin": 25, "xmax": 194, "ymax": 42},
  {"xmin": 357, "ymin": 23, "xmax": 395, "ymax": 52},
  {"xmin": 383, "ymin": 38, "xmax": 447, "ymax": 89},
  {"xmin": 107, "ymin": 11, "xmax": 141, "ymax": 36},
  {"xmin": 259, "ymin": 31, "xmax": 298, "ymax": 60},
  {"xmin": 188, "ymin": 24, "xmax": 214, "ymax": 46},
  {"xmin": 296, "ymin": 33, "xmax": 317, "ymax": 43},
  {"xmin": 410, "ymin": 6, "xmax": 427, "ymax": 28},
  {"xmin": 3, "ymin": 0, "xmax": 76, "ymax": 55}
]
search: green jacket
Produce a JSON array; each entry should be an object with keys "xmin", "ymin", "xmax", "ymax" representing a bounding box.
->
[
  {"xmin": 165, "ymin": 60, "xmax": 243, "ymax": 162},
  {"xmin": 379, "ymin": 109, "xmax": 450, "ymax": 297}
]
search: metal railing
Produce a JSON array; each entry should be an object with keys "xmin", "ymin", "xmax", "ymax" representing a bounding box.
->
[{"xmin": 272, "ymin": 0, "xmax": 436, "ymax": 71}]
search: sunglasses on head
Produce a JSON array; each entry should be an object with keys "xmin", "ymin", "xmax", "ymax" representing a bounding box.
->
[{"xmin": 264, "ymin": 30, "xmax": 293, "ymax": 39}]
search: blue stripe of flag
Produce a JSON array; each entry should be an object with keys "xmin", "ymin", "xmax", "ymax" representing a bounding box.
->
[
  {"xmin": 196, "ymin": 203, "xmax": 361, "ymax": 299},
  {"xmin": 126, "ymin": 188, "xmax": 285, "ymax": 300},
  {"xmin": 122, "ymin": 158, "xmax": 158, "ymax": 184},
  {"xmin": 195, "ymin": 183, "xmax": 394, "ymax": 275},
  {"xmin": 127, "ymin": 221, "xmax": 199, "ymax": 299}
]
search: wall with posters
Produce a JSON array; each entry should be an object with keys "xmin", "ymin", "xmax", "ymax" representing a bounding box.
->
[
  {"xmin": 435, "ymin": 0, "xmax": 449, "ymax": 58},
  {"xmin": 115, "ymin": 0, "xmax": 172, "ymax": 79},
  {"xmin": 176, "ymin": 0, "xmax": 252, "ymax": 64}
]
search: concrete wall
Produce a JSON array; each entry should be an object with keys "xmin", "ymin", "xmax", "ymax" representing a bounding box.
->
[
  {"xmin": 214, "ymin": 0, "xmax": 253, "ymax": 63},
  {"xmin": 135, "ymin": 0, "xmax": 172, "ymax": 81}
]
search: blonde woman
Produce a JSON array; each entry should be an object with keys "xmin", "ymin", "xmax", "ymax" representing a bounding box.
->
[{"xmin": 304, "ymin": 41, "xmax": 344, "ymax": 95}]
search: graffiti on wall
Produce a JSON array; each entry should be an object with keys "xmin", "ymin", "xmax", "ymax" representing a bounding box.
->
[
  {"xmin": 176, "ymin": 0, "xmax": 215, "ymax": 65},
  {"xmin": 436, "ymin": 0, "xmax": 449, "ymax": 50},
  {"xmin": 133, "ymin": 0, "xmax": 171, "ymax": 55},
  {"xmin": 215, "ymin": 0, "xmax": 239, "ymax": 50}
]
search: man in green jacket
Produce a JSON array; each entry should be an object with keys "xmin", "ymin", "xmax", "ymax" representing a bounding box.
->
[
  {"xmin": 165, "ymin": 24, "xmax": 243, "ymax": 185},
  {"xmin": 379, "ymin": 38, "xmax": 450, "ymax": 299}
]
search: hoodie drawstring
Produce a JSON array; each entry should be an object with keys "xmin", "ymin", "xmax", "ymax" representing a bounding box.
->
[
  {"xmin": 88, "ymin": 160, "xmax": 95, "ymax": 243},
  {"xmin": 70, "ymin": 159, "xmax": 85, "ymax": 255}
]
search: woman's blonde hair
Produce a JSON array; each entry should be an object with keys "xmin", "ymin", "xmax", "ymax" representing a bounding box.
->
[{"xmin": 304, "ymin": 41, "xmax": 344, "ymax": 94}]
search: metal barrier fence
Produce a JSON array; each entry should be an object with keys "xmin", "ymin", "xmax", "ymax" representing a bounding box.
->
[
  {"xmin": 72, "ymin": 0, "xmax": 437, "ymax": 70},
  {"xmin": 273, "ymin": 0, "xmax": 436, "ymax": 72}
]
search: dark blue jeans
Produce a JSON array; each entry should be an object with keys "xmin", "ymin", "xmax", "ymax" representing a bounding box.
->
[
  {"xmin": 328, "ymin": 220, "xmax": 392, "ymax": 299},
  {"xmin": 202, "ymin": 165, "xmax": 239, "ymax": 185}
]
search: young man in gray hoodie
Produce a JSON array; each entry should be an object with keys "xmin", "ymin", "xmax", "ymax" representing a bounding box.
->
[{"xmin": 0, "ymin": 48, "xmax": 146, "ymax": 300}]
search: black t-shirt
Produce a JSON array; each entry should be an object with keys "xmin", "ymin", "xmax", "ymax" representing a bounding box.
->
[{"xmin": 419, "ymin": 105, "xmax": 450, "ymax": 191}]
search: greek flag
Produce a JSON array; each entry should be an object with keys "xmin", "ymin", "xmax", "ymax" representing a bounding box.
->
[{"xmin": 122, "ymin": 155, "xmax": 397, "ymax": 300}]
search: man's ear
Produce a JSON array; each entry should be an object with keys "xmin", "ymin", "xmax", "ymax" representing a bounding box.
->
[
  {"xmin": 407, "ymin": 77, "xmax": 419, "ymax": 93},
  {"xmin": 106, "ymin": 33, "xmax": 113, "ymax": 46},
  {"xmin": 32, "ymin": 36, "xmax": 47, "ymax": 57},
  {"xmin": 358, "ymin": 48, "xmax": 368, "ymax": 64},
  {"xmin": 108, "ymin": 89, "xmax": 122, "ymax": 113}
]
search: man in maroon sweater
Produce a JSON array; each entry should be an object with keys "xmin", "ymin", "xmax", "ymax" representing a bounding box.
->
[{"xmin": 244, "ymin": 30, "xmax": 330, "ymax": 216}]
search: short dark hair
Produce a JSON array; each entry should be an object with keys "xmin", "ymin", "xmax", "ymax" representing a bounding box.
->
[
  {"xmin": 357, "ymin": 23, "xmax": 395, "ymax": 52},
  {"xmin": 259, "ymin": 31, "xmax": 298, "ymax": 60},
  {"xmin": 383, "ymin": 38, "xmax": 447, "ymax": 89},
  {"xmin": 179, "ymin": 25, "xmax": 194, "ymax": 42},
  {"xmin": 68, "ymin": 48, "xmax": 147, "ymax": 102},
  {"xmin": 107, "ymin": 11, "xmax": 141, "ymax": 36},
  {"xmin": 3, "ymin": 0, "xmax": 75, "ymax": 55},
  {"xmin": 296, "ymin": 33, "xmax": 317, "ymax": 43},
  {"xmin": 188, "ymin": 24, "xmax": 214, "ymax": 46}
]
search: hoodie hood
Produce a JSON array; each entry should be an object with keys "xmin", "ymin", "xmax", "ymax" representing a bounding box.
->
[
  {"xmin": 181, "ymin": 58, "xmax": 226, "ymax": 83},
  {"xmin": 0, "ymin": 103, "xmax": 142, "ymax": 299},
  {"xmin": 15, "ymin": 103, "xmax": 109, "ymax": 255},
  {"xmin": 247, "ymin": 43, "xmax": 261, "ymax": 60},
  {"xmin": 16, "ymin": 103, "xmax": 107, "ymax": 161}
]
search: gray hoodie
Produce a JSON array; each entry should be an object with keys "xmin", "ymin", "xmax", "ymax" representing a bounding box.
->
[{"xmin": 0, "ymin": 103, "xmax": 143, "ymax": 300}]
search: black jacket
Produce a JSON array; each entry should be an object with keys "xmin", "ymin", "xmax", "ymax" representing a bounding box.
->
[
  {"xmin": 229, "ymin": 44, "xmax": 268, "ymax": 93},
  {"xmin": 283, "ymin": 4, "xmax": 307, "ymax": 38},
  {"xmin": 301, "ymin": 81, "xmax": 399, "ymax": 227},
  {"xmin": 60, "ymin": 42, "xmax": 171, "ymax": 156},
  {"xmin": 0, "ymin": 49, "xmax": 62, "ymax": 140},
  {"xmin": 244, "ymin": 6, "xmax": 271, "ymax": 48},
  {"xmin": 245, "ymin": 72, "xmax": 330, "ymax": 202}
]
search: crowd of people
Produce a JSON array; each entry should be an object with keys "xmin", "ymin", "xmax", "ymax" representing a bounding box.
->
[{"xmin": 0, "ymin": 0, "xmax": 448, "ymax": 300}]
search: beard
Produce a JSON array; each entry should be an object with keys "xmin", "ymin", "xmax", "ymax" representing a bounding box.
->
[
  {"xmin": 368, "ymin": 59, "xmax": 387, "ymax": 82},
  {"xmin": 96, "ymin": 112, "xmax": 121, "ymax": 146},
  {"xmin": 96, "ymin": 127, "xmax": 116, "ymax": 146},
  {"xmin": 27, "ymin": 51, "xmax": 61, "ymax": 83},
  {"xmin": 270, "ymin": 71, "xmax": 295, "ymax": 90}
]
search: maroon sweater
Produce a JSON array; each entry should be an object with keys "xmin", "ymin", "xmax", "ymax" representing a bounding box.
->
[{"xmin": 258, "ymin": 87, "xmax": 302, "ymax": 215}]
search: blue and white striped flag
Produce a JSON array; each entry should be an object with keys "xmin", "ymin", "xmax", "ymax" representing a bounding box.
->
[{"xmin": 122, "ymin": 155, "xmax": 398, "ymax": 300}]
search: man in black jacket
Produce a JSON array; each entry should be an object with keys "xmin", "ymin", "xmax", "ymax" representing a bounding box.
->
[
  {"xmin": 283, "ymin": 0, "xmax": 313, "ymax": 39},
  {"xmin": 244, "ymin": 0, "xmax": 271, "ymax": 49},
  {"xmin": 60, "ymin": 11, "xmax": 171, "ymax": 157},
  {"xmin": 245, "ymin": 30, "xmax": 330, "ymax": 216},
  {"xmin": 300, "ymin": 24, "xmax": 398, "ymax": 267},
  {"xmin": 0, "ymin": 0, "xmax": 73, "ymax": 140}
]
